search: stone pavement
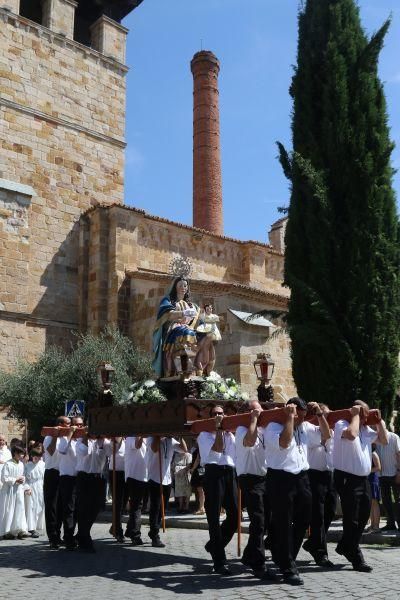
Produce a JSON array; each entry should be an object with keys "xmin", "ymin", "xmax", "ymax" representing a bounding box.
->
[{"xmin": 1, "ymin": 524, "xmax": 400, "ymax": 600}]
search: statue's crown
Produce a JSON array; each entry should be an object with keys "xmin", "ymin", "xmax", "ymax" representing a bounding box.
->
[{"xmin": 169, "ymin": 255, "xmax": 193, "ymax": 279}]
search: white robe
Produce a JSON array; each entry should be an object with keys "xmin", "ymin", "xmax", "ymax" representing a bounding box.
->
[
  {"xmin": 0, "ymin": 459, "xmax": 27, "ymax": 536},
  {"xmin": 0, "ymin": 447, "xmax": 12, "ymax": 491},
  {"xmin": 24, "ymin": 460, "xmax": 45, "ymax": 531}
]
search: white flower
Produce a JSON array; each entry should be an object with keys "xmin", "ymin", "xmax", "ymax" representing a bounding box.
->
[
  {"xmin": 208, "ymin": 371, "xmax": 221, "ymax": 381},
  {"xmin": 223, "ymin": 392, "xmax": 230, "ymax": 400},
  {"xmin": 129, "ymin": 383, "xmax": 139, "ymax": 390},
  {"xmin": 144, "ymin": 380, "xmax": 156, "ymax": 388},
  {"xmin": 228, "ymin": 388, "xmax": 236, "ymax": 398},
  {"xmin": 136, "ymin": 388, "xmax": 145, "ymax": 398},
  {"xmin": 126, "ymin": 391, "xmax": 134, "ymax": 401},
  {"xmin": 218, "ymin": 384, "xmax": 227, "ymax": 393}
]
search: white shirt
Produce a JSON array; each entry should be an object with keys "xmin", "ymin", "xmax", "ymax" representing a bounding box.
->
[
  {"xmin": 332, "ymin": 420, "xmax": 377, "ymax": 477},
  {"xmin": 147, "ymin": 438, "xmax": 184, "ymax": 485},
  {"xmin": 58, "ymin": 438, "xmax": 78, "ymax": 477},
  {"xmin": 264, "ymin": 421, "xmax": 319, "ymax": 474},
  {"xmin": 43, "ymin": 436, "xmax": 61, "ymax": 470},
  {"xmin": 124, "ymin": 437, "xmax": 148, "ymax": 482},
  {"xmin": 197, "ymin": 431, "xmax": 236, "ymax": 467},
  {"xmin": 376, "ymin": 432, "xmax": 400, "ymax": 477},
  {"xmin": 104, "ymin": 439, "xmax": 125, "ymax": 471},
  {"xmin": 307, "ymin": 429, "xmax": 333, "ymax": 472},
  {"xmin": 235, "ymin": 426, "xmax": 267, "ymax": 476},
  {"xmin": 76, "ymin": 440, "xmax": 107, "ymax": 474}
]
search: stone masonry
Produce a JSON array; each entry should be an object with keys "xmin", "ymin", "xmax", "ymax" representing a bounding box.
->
[{"xmin": 0, "ymin": 4, "xmax": 129, "ymax": 369}]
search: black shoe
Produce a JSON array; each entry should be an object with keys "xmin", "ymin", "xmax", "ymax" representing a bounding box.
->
[
  {"xmin": 315, "ymin": 557, "xmax": 335, "ymax": 569},
  {"xmin": 252, "ymin": 566, "xmax": 278, "ymax": 580},
  {"xmin": 204, "ymin": 540, "xmax": 211, "ymax": 553},
  {"xmin": 152, "ymin": 537, "xmax": 165, "ymax": 548},
  {"xmin": 282, "ymin": 571, "xmax": 304, "ymax": 586},
  {"xmin": 213, "ymin": 564, "xmax": 231, "ymax": 576},
  {"xmin": 352, "ymin": 561, "xmax": 373, "ymax": 573},
  {"xmin": 49, "ymin": 542, "xmax": 60, "ymax": 550},
  {"xmin": 116, "ymin": 535, "xmax": 125, "ymax": 543},
  {"xmin": 65, "ymin": 544, "xmax": 76, "ymax": 551},
  {"xmin": 380, "ymin": 524, "xmax": 396, "ymax": 532},
  {"xmin": 131, "ymin": 537, "xmax": 144, "ymax": 546},
  {"xmin": 30, "ymin": 531, "xmax": 40, "ymax": 539}
]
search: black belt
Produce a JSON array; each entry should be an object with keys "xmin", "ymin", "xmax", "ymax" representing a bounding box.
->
[{"xmin": 205, "ymin": 464, "xmax": 235, "ymax": 471}]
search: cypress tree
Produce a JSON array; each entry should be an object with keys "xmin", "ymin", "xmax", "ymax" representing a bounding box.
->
[{"xmin": 280, "ymin": 0, "xmax": 400, "ymax": 416}]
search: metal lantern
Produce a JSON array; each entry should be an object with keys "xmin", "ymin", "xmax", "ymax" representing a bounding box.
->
[
  {"xmin": 97, "ymin": 361, "xmax": 115, "ymax": 390},
  {"xmin": 253, "ymin": 353, "xmax": 275, "ymax": 382}
]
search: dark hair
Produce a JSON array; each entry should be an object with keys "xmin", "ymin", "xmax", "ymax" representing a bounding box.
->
[
  {"xmin": 169, "ymin": 277, "xmax": 191, "ymax": 305},
  {"xmin": 209, "ymin": 404, "xmax": 224, "ymax": 417},
  {"xmin": 11, "ymin": 445, "xmax": 25, "ymax": 457},
  {"xmin": 56, "ymin": 416, "xmax": 70, "ymax": 426},
  {"xmin": 29, "ymin": 448, "xmax": 43, "ymax": 460},
  {"xmin": 10, "ymin": 438, "xmax": 23, "ymax": 447}
]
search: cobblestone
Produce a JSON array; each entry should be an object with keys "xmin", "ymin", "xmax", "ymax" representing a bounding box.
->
[{"xmin": 0, "ymin": 523, "xmax": 399, "ymax": 600}]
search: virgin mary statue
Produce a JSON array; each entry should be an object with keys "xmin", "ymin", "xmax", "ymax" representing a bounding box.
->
[{"xmin": 152, "ymin": 277, "xmax": 202, "ymax": 378}]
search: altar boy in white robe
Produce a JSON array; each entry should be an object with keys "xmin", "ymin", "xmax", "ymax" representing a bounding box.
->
[
  {"xmin": 24, "ymin": 448, "xmax": 45, "ymax": 537},
  {"xmin": 0, "ymin": 444, "xmax": 28, "ymax": 539}
]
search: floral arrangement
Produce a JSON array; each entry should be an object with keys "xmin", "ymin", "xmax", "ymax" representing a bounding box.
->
[
  {"xmin": 200, "ymin": 371, "xmax": 249, "ymax": 402},
  {"xmin": 124, "ymin": 379, "xmax": 167, "ymax": 404}
]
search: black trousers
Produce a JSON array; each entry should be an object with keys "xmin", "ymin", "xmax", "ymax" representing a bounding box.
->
[
  {"xmin": 59, "ymin": 475, "xmax": 77, "ymax": 546},
  {"xmin": 334, "ymin": 469, "xmax": 371, "ymax": 563},
  {"xmin": 126, "ymin": 477, "xmax": 148, "ymax": 539},
  {"xmin": 43, "ymin": 468, "xmax": 62, "ymax": 543},
  {"xmin": 267, "ymin": 468, "xmax": 312, "ymax": 573},
  {"xmin": 203, "ymin": 464, "xmax": 238, "ymax": 567},
  {"xmin": 380, "ymin": 476, "xmax": 400, "ymax": 528},
  {"xmin": 148, "ymin": 479, "xmax": 172, "ymax": 539},
  {"xmin": 108, "ymin": 470, "xmax": 126, "ymax": 536},
  {"xmin": 306, "ymin": 469, "xmax": 337, "ymax": 559},
  {"xmin": 239, "ymin": 473, "xmax": 268, "ymax": 569},
  {"xmin": 76, "ymin": 472, "xmax": 106, "ymax": 548}
]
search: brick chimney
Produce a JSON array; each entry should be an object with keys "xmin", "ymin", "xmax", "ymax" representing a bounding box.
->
[{"xmin": 191, "ymin": 50, "xmax": 223, "ymax": 235}]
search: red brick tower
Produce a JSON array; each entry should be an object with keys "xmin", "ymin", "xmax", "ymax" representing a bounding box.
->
[{"xmin": 191, "ymin": 50, "xmax": 223, "ymax": 235}]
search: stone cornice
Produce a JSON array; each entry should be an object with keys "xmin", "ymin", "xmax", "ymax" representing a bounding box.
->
[
  {"xmin": 127, "ymin": 270, "xmax": 289, "ymax": 307},
  {"xmin": 0, "ymin": 310, "xmax": 78, "ymax": 329},
  {"xmin": 0, "ymin": 7, "xmax": 129, "ymax": 74},
  {"xmin": 0, "ymin": 98, "xmax": 126, "ymax": 149}
]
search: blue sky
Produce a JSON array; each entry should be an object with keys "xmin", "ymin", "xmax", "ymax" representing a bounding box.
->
[{"xmin": 123, "ymin": 0, "xmax": 400, "ymax": 243}]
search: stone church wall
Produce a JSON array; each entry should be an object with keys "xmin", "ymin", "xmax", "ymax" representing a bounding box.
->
[{"xmin": 0, "ymin": 7, "xmax": 128, "ymax": 369}]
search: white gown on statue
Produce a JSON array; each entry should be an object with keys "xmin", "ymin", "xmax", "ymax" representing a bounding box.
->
[
  {"xmin": 0, "ymin": 459, "xmax": 27, "ymax": 536},
  {"xmin": 24, "ymin": 460, "xmax": 45, "ymax": 532}
]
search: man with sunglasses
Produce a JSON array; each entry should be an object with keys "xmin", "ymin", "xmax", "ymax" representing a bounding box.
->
[{"xmin": 198, "ymin": 405, "xmax": 238, "ymax": 575}]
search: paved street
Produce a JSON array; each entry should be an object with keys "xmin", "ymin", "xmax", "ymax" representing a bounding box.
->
[{"xmin": 1, "ymin": 523, "xmax": 399, "ymax": 600}]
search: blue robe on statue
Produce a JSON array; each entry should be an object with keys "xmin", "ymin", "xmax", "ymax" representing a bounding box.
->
[{"xmin": 152, "ymin": 296, "xmax": 200, "ymax": 378}]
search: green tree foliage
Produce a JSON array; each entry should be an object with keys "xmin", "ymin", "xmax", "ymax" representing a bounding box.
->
[
  {"xmin": 0, "ymin": 327, "xmax": 152, "ymax": 436},
  {"xmin": 280, "ymin": 0, "xmax": 400, "ymax": 416}
]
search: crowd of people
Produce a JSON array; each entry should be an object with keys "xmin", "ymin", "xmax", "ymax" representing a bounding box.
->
[{"xmin": 0, "ymin": 398, "xmax": 399, "ymax": 587}]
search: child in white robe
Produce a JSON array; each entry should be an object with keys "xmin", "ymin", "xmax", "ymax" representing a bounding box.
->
[
  {"xmin": 24, "ymin": 448, "xmax": 45, "ymax": 537},
  {"xmin": 0, "ymin": 435, "xmax": 12, "ymax": 491},
  {"xmin": 0, "ymin": 444, "xmax": 28, "ymax": 539}
]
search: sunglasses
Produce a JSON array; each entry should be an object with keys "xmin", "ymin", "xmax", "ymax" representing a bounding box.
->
[{"xmin": 212, "ymin": 412, "xmax": 224, "ymax": 417}]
